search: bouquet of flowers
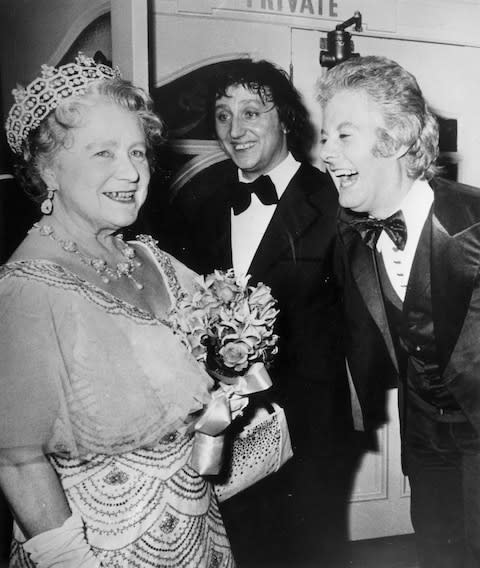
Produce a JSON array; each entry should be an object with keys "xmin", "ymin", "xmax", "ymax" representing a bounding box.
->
[
  {"xmin": 169, "ymin": 269, "xmax": 280, "ymax": 475},
  {"xmin": 170, "ymin": 269, "xmax": 279, "ymax": 381}
]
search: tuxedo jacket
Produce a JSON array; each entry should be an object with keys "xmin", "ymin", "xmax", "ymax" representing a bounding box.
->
[
  {"xmin": 338, "ymin": 177, "xmax": 480, "ymax": 435},
  {"xmin": 165, "ymin": 160, "xmax": 355, "ymax": 455}
]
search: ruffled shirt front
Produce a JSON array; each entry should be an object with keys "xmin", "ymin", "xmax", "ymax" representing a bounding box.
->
[{"xmin": 0, "ymin": 238, "xmax": 213, "ymax": 457}]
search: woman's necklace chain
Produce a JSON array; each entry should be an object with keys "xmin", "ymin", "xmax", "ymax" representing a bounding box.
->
[{"xmin": 31, "ymin": 223, "xmax": 144, "ymax": 290}]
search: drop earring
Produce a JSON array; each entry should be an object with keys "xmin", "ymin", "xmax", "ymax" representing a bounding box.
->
[{"xmin": 41, "ymin": 189, "xmax": 55, "ymax": 215}]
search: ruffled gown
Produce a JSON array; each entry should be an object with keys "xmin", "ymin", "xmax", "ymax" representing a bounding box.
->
[{"xmin": 0, "ymin": 236, "xmax": 235, "ymax": 568}]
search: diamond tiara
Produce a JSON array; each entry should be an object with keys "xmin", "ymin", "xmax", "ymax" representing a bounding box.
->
[{"xmin": 5, "ymin": 53, "xmax": 121, "ymax": 154}]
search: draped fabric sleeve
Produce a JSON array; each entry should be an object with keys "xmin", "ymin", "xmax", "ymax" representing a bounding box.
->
[
  {"xmin": 0, "ymin": 275, "xmax": 70, "ymax": 453},
  {"xmin": 0, "ymin": 262, "xmax": 213, "ymax": 457}
]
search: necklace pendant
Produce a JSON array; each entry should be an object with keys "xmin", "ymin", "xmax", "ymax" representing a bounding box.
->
[
  {"xmin": 122, "ymin": 245, "xmax": 136, "ymax": 260},
  {"xmin": 33, "ymin": 224, "xmax": 145, "ymax": 292},
  {"xmin": 91, "ymin": 258, "xmax": 107, "ymax": 272},
  {"xmin": 62, "ymin": 240, "xmax": 77, "ymax": 253},
  {"xmin": 117, "ymin": 261, "xmax": 133, "ymax": 276},
  {"xmin": 38, "ymin": 224, "xmax": 53, "ymax": 236},
  {"xmin": 132, "ymin": 278, "xmax": 144, "ymax": 291}
]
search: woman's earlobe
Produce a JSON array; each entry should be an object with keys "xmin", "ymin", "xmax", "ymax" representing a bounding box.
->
[{"xmin": 40, "ymin": 167, "xmax": 59, "ymax": 191}]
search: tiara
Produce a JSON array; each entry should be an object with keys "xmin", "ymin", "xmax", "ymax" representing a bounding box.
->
[{"xmin": 5, "ymin": 53, "xmax": 121, "ymax": 154}]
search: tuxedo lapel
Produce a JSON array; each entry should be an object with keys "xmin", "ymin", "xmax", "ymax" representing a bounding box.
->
[
  {"xmin": 247, "ymin": 165, "xmax": 325, "ymax": 283},
  {"xmin": 211, "ymin": 210, "xmax": 232, "ymax": 270},
  {"xmin": 200, "ymin": 186, "xmax": 233, "ymax": 271},
  {"xmin": 405, "ymin": 179, "xmax": 480, "ymax": 370},
  {"xmin": 430, "ymin": 209, "xmax": 480, "ymax": 370},
  {"xmin": 402, "ymin": 212, "xmax": 431, "ymax": 317},
  {"xmin": 339, "ymin": 213, "xmax": 399, "ymax": 371}
]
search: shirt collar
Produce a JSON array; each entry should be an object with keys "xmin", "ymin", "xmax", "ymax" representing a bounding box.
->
[
  {"xmin": 399, "ymin": 178, "xmax": 433, "ymax": 241},
  {"xmin": 376, "ymin": 178, "xmax": 433, "ymax": 253},
  {"xmin": 238, "ymin": 152, "xmax": 300, "ymax": 199}
]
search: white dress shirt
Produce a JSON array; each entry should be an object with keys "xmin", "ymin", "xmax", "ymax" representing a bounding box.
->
[
  {"xmin": 376, "ymin": 179, "xmax": 434, "ymax": 301},
  {"xmin": 231, "ymin": 153, "xmax": 300, "ymax": 277}
]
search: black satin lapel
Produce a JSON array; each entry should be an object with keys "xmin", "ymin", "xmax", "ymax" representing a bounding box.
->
[
  {"xmin": 202, "ymin": 195, "xmax": 233, "ymax": 271},
  {"xmin": 247, "ymin": 171, "xmax": 320, "ymax": 282},
  {"xmin": 346, "ymin": 231, "xmax": 399, "ymax": 372},
  {"xmin": 431, "ymin": 213, "xmax": 480, "ymax": 369},
  {"xmin": 212, "ymin": 219, "xmax": 233, "ymax": 269},
  {"xmin": 403, "ymin": 213, "xmax": 431, "ymax": 316}
]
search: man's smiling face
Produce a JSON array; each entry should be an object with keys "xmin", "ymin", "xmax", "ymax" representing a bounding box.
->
[
  {"xmin": 214, "ymin": 84, "xmax": 288, "ymax": 181},
  {"xmin": 320, "ymin": 88, "xmax": 403, "ymax": 218}
]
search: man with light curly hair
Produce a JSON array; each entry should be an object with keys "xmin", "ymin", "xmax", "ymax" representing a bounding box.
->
[{"xmin": 318, "ymin": 55, "xmax": 480, "ymax": 567}]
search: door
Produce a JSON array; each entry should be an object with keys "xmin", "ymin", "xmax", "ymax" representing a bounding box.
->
[
  {"xmin": 292, "ymin": 27, "xmax": 480, "ymax": 540},
  {"xmin": 348, "ymin": 388, "xmax": 412, "ymax": 540}
]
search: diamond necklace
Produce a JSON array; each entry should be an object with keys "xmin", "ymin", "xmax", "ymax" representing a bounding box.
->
[{"xmin": 31, "ymin": 223, "xmax": 144, "ymax": 290}]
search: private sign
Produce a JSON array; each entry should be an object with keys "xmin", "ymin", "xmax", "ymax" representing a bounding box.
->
[{"xmin": 246, "ymin": 0, "xmax": 339, "ymax": 16}]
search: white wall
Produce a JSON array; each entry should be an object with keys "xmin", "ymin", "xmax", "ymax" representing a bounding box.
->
[{"xmin": 151, "ymin": 14, "xmax": 291, "ymax": 86}]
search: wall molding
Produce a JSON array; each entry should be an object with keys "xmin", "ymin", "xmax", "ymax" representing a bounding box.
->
[
  {"xmin": 47, "ymin": 1, "xmax": 110, "ymax": 66},
  {"xmin": 350, "ymin": 424, "xmax": 388, "ymax": 503},
  {"xmin": 153, "ymin": 0, "xmax": 480, "ymax": 49},
  {"xmin": 153, "ymin": 52, "xmax": 250, "ymax": 87}
]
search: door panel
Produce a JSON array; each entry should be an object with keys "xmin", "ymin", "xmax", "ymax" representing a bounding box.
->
[{"xmin": 348, "ymin": 389, "xmax": 412, "ymax": 540}]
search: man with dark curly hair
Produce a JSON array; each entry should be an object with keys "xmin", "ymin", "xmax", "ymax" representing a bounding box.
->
[{"xmin": 152, "ymin": 58, "xmax": 377, "ymax": 567}]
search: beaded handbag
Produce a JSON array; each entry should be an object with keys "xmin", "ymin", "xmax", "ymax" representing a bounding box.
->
[{"xmin": 214, "ymin": 402, "xmax": 293, "ymax": 502}]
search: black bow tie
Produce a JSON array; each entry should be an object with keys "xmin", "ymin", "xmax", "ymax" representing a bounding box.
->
[
  {"xmin": 348, "ymin": 210, "xmax": 408, "ymax": 251},
  {"xmin": 230, "ymin": 175, "xmax": 278, "ymax": 215}
]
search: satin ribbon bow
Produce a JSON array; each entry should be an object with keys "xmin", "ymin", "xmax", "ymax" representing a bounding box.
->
[
  {"xmin": 190, "ymin": 362, "xmax": 273, "ymax": 475},
  {"xmin": 349, "ymin": 210, "xmax": 407, "ymax": 251},
  {"xmin": 231, "ymin": 175, "xmax": 278, "ymax": 215}
]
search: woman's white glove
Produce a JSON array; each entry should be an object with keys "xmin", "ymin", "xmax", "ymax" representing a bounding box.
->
[{"xmin": 23, "ymin": 513, "xmax": 102, "ymax": 567}]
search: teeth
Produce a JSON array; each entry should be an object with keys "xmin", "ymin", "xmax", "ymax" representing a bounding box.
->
[
  {"xmin": 234, "ymin": 143, "xmax": 255, "ymax": 150},
  {"xmin": 333, "ymin": 169, "xmax": 358, "ymax": 177},
  {"xmin": 105, "ymin": 191, "xmax": 135, "ymax": 201}
]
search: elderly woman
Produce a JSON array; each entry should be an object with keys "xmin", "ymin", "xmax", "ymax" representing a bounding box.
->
[{"xmin": 0, "ymin": 55, "xmax": 234, "ymax": 567}]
